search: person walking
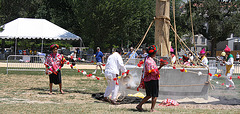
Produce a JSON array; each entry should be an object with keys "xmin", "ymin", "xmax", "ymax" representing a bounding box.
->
[
  {"xmin": 236, "ymin": 52, "xmax": 239, "ymax": 62},
  {"xmin": 45, "ymin": 44, "xmax": 65, "ymax": 94},
  {"xmin": 93, "ymin": 47, "xmax": 104, "ymax": 74},
  {"xmin": 136, "ymin": 45, "xmax": 166, "ymax": 112},
  {"xmin": 223, "ymin": 45, "xmax": 235, "ymax": 89},
  {"xmin": 103, "ymin": 48, "xmax": 127, "ymax": 105}
]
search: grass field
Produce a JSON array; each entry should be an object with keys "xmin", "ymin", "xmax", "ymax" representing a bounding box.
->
[{"xmin": 0, "ymin": 67, "xmax": 240, "ymax": 113}]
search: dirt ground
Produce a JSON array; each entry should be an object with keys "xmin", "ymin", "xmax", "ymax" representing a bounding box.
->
[{"xmin": 0, "ymin": 72, "xmax": 240, "ymax": 113}]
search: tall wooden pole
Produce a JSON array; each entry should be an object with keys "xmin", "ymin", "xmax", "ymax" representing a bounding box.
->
[{"xmin": 155, "ymin": 0, "xmax": 170, "ymax": 56}]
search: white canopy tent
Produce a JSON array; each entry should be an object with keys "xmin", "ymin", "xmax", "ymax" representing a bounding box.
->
[{"xmin": 0, "ymin": 18, "xmax": 82, "ymax": 55}]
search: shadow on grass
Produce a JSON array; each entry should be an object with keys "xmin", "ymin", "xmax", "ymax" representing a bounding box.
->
[{"xmin": 26, "ymin": 87, "xmax": 95, "ymax": 95}]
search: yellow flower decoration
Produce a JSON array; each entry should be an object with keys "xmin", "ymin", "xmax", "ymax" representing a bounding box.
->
[
  {"xmin": 214, "ymin": 74, "xmax": 218, "ymax": 77},
  {"xmin": 149, "ymin": 70, "xmax": 152, "ymax": 73},
  {"xmin": 185, "ymin": 69, "xmax": 187, "ymax": 72},
  {"xmin": 118, "ymin": 76, "xmax": 121, "ymax": 79}
]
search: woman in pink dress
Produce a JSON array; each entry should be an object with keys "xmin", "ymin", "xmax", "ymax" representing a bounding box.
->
[
  {"xmin": 45, "ymin": 44, "xmax": 65, "ymax": 94},
  {"xmin": 136, "ymin": 45, "xmax": 167, "ymax": 112}
]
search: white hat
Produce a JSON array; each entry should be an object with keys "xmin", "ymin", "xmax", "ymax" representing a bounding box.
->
[{"xmin": 97, "ymin": 47, "xmax": 100, "ymax": 50}]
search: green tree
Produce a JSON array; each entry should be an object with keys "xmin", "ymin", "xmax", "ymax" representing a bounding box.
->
[{"xmin": 183, "ymin": 0, "xmax": 240, "ymax": 56}]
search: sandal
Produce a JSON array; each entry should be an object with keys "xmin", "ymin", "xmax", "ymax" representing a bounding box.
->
[
  {"xmin": 110, "ymin": 100, "xmax": 120, "ymax": 105},
  {"xmin": 102, "ymin": 97, "xmax": 110, "ymax": 103}
]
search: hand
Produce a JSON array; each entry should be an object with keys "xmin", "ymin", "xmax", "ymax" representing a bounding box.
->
[
  {"xmin": 160, "ymin": 62, "xmax": 167, "ymax": 67},
  {"xmin": 223, "ymin": 61, "xmax": 226, "ymax": 64}
]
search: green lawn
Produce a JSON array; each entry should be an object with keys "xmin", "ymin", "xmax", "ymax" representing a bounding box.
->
[{"xmin": 0, "ymin": 67, "xmax": 239, "ymax": 113}]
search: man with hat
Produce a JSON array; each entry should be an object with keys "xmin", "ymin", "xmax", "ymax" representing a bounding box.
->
[
  {"xmin": 93, "ymin": 47, "xmax": 104, "ymax": 74},
  {"xmin": 223, "ymin": 45, "xmax": 235, "ymax": 89},
  {"xmin": 199, "ymin": 48, "xmax": 208, "ymax": 67},
  {"xmin": 126, "ymin": 47, "xmax": 138, "ymax": 59},
  {"xmin": 170, "ymin": 46, "xmax": 176, "ymax": 64}
]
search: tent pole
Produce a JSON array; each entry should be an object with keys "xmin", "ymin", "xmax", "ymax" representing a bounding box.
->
[
  {"xmin": 41, "ymin": 39, "xmax": 43, "ymax": 53},
  {"xmin": 80, "ymin": 39, "xmax": 82, "ymax": 58},
  {"xmin": 15, "ymin": 38, "xmax": 17, "ymax": 60}
]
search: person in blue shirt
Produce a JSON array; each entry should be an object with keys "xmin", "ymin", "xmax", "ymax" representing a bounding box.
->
[
  {"xmin": 93, "ymin": 47, "xmax": 104, "ymax": 74},
  {"xmin": 126, "ymin": 47, "xmax": 138, "ymax": 59}
]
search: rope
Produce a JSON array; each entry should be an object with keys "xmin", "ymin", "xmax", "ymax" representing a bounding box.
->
[
  {"xmin": 172, "ymin": 0, "xmax": 180, "ymax": 65},
  {"xmin": 124, "ymin": 20, "xmax": 155, "ymax": 65},
  {"xmin": 188, "ymin": 0, "xmax": 197, "ymax": 53}
]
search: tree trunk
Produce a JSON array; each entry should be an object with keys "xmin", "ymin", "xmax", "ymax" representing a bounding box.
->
[{"xmin": 210, "ymin": 38, "xmax": 217, "ymax": 57}]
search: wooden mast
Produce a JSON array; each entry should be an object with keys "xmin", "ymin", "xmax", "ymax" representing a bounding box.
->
[{"xmin": 155, "ymin": 0, "xmax": 170, "ymax": 56}]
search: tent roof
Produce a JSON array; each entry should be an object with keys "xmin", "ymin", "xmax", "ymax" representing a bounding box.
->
[{"xmin": 0, "ymin": 18, "xmax": 81, "ymax": 40}]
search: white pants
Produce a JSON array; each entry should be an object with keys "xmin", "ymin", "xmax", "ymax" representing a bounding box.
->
[
  {"xmin": 225, "ymin": 68, "xmax": 235, "ymax": 88},
  {"xmin": 104, "ymin": 72, "xmax": 119, "ymax": 101}
]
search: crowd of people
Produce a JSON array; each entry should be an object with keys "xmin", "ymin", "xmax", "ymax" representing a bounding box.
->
[{"xmin": 44, "ymin": 44, "xmax": 236, "ymax": 112}]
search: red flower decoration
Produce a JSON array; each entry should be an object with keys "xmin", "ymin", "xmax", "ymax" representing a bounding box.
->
[
  {"xmin": 70, "ymin": 64, "xmax": 73, "ymax": 68},
  {"xmin": 67, "ymin": 61, "xmax": 70, "ymax": 65},
  {"xmin": 238, "ymin": 76, "xmax": 240, "ymax": 79},
  {"xmin": 78, "ymin": 58, "xmax": 81, "ymax": 60},
  {"xmin": 139, "ymin": 60, "xmax": 144, "ymax": 64},
  {"xmin": 149, "ymin": 50, "xmax": 154, "ymax": 53},
  {"xmin": 208, "ymin": 73, "xmax": 212, "ymax": 76},
  {"xmin": 89, "ymin": 74, "xmax": 92, "ymax": 77},
  {"xmin": 173, "ymin": 66, "xmax": 176, "ymax": 69},
  {"xmin": 137, "ymin": 63, "xmax": 142, "ymax": 67},
  {"xmin": 180, "ymin": 68, "xmax": 185, "ymax": 72},
  {"xmin": 71, "ymin": 56, "xmax": 73, "ymax": 60},
  {"xmin": 81, "ymin": 70, "xmax": 84, "ymax": 73},
  {"xmin": 221, "ymin": 83, "xmax": 224, "ymax": 85},
  {"xmin": 113, "ymin": 78, "xmax": 117, "ymax": 81},
  {"xmin": 229, "ymin": 85, "xmax": 232, "ymax": 87},
  {"xmin": 151, "ymin": 69, "xmax": 155, "ymax": 72},
  {"xmin": 102, "ymin": 64, "xmax": 106, "ymax": 66},
  {"xmin": 86, "ymin": 74, "xmax": 89, "ymax": 77},
  {"xmin": 160, "ymin": 59, "xmax": 163, "ymax": 62},
  {"xmin": 126, "ymin": 70, "xmax": 130, "ymax": 75},
  {"xmin": 116, "ymin": 81, "xmax": 119, "ymax": 85},
  {"xmin": 122, "ymin": 72, "xmax": 125, "ymax": 76},
  {"xmin": 78, "ymin": 69, "xmax": 80, "ymax": 72},
  {"xmin": 91, "ymin": 61, "xmax": 94, "ymax": 63},
  {"xmin": 96, "ymin": 77, "xmax": 100, "ymax": 80},
  {"xmin": 218, "ymin": 74, "xmax": 221, "ymax": 77},
  {"xmin": 230, "ymin": 76, "xmax": 232, "ymax": 80},
  {"xmin": 137, "ymin": 87, "xmax": 139, "ymax": 91}
]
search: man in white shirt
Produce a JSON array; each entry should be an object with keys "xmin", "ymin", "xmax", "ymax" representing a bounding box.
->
[
  {"xmin": 223, "ymin": 45, "xmax": 235, "ymax": 89},
  {"xmin": 199, "ymin": 48, "xmax": 208, "ymax": 67},
  {"xmin": 104, "ymin": 48, "xmax": 127, "ymax": 105}
]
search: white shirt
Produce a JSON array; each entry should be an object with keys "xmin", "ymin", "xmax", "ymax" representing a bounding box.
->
[
  {"xmin": 225, "ymin": 57, "xmax": 234, "ymax": 69},
  {"xmin": 201, "ymin": 56, "xmax": 208, "ymax": 67},
  {"xmin": 172, "ymin": 56, "xmax": 176, "ymax": 64},
  {"xmin": 236, "ymin": 54, "xmax": 239, "ymax": 59},
  {"xmin": 70, "ymin": 53, "xmax": 77, "ymax": 61},
  {"xmin": 105, "ymin": 52, "xmax": 127, "ymax": 75}
]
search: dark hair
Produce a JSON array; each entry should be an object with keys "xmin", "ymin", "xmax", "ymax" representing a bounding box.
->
[{"xmin": 116, "ymin": 48, "xmax": 123, "ymax": 54}]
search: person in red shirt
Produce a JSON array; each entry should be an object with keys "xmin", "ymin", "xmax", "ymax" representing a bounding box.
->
[{"xmin": 136, "ymin": 45, "xmax": 166, "ymax": 112}]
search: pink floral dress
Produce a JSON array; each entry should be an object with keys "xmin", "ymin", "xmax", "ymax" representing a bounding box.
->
[
  {"xmin": 137, "ymin": 56, "xmax": 160, "ymax": 90},
  {"xmin": 44, "ymin": 53, "xmax": 64, "ymax": 75}
]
